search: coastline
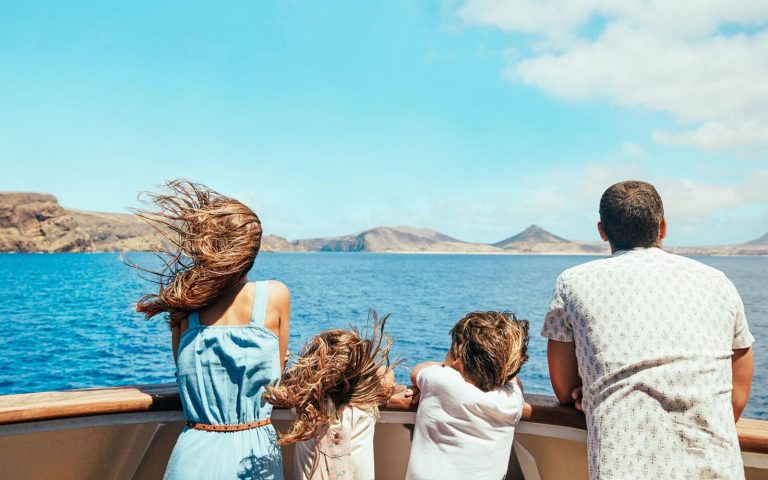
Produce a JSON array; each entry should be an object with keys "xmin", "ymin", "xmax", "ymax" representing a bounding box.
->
[
  {"xmin": 1, "ymin": 250, "xmax": 765, "ymax": 257},
  {"xmin": 2, "ymin": 193, "xmax": 766, "ymax": 256}
]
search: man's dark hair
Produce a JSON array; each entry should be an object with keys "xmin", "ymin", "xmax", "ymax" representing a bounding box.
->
[{"xmin": 599, "ymin": 180, "xmax": 664, "ymax": 251}]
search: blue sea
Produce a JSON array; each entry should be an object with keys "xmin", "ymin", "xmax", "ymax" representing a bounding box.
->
[{"xmin": 0, "ymin": 252, "xmax": 765, "ymax": 419}]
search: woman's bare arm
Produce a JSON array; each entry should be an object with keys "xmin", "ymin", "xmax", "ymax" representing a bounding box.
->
[
  {"xmin": 171, "ymin": 325, "xmax": 180, "ymax": 366},
  {"xmin": 269, "ymin": 280, "xmax": 291, "ymax": 372},
  {"xmin": 171, "ymin": 317, "xmax": 188, "ymax": 366}
]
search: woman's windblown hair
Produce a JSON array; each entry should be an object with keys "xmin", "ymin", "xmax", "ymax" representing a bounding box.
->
[
  {"xmin": 263, "ymin": 313, "xmax": 396, "ymax": 446},
  {"xmin": 129, "ymin": 179, "xmax": 262, "ymax": 327}
]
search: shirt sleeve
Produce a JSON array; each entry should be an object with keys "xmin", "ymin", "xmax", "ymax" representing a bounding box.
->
[
  {"xmin": 541, "ymin": 273, "xmax": 575, "ymax": 342},
  {"xmin": 415, "ymin": 364, "xmax": 442, "ymax": 392},
  {"xmin": 509, "ymin": 380, "xmax": 525, "ymax": 424},
  {"xmin": 723, "ymin": 275, "xmax": 754, "ymax": 349}
]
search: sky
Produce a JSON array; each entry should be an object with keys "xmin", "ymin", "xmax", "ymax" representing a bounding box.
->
[{"xmin": 0, "ymin": 0, "xmax": 766, "ymax": 246}]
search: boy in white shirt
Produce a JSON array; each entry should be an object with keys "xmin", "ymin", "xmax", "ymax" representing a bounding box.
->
[{"xmin": 405, "ymin": 311, "xmax": 528, "ymax": 480}]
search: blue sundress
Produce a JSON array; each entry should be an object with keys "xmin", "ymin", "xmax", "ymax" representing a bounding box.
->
[{"xmin": 164, "ymin": 281, "xmax": 284, "ymax": 480}]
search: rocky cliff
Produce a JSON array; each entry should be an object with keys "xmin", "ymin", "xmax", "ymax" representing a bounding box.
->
[
  {"xmin": 260, "ymin": 235, "xmax": 307, "ymax": 252},
  {"xmin": 0, "ymin": 193, "xmax": 159, "ymax": 252}
]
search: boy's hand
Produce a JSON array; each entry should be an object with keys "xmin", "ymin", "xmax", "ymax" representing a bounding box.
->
[
  {"xmin": 386, "ymin": 385, "xmax": 419, "ymax": 410},
  {"xmin": 404, "ymin": 386, "xmax": 421, "ymax": 405}
]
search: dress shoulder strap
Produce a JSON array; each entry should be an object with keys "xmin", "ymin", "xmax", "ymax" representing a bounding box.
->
[
  {"xmin": 250, "ymin": 281, "xmax": 269, "ymax": 328},
  {"xmin": 187, "ymin": 311, "xmax": 200, "ymax": 328}
]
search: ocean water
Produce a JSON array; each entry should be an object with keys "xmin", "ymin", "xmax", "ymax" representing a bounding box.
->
[{"xmin": 0, "ymin": 252, "xmax": 765, "ymax": 420}]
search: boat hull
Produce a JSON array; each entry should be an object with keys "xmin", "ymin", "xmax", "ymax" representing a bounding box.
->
[{"xmin": 0, "ymin": 385, "xmax": 765, "ymax": 479}]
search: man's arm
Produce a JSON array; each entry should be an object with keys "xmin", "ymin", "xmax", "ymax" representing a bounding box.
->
[
  {"xmin": 732, "ymin": 347, "xmax": 753, "ymax": 422},
  {"xmin": 547, "ymin": 339, "xmax": 582, "ymax": 406}
]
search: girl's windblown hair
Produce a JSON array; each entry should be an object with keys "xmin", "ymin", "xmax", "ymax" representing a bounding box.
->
[
  {"xmin": 263, "ymin": 313, "xmax": 395, "ymax": 446},
  {"xmin": 129, "ymin": 179, "xmax": 262, "ymax": 328}
]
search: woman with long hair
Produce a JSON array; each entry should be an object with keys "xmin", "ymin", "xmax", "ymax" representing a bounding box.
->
[{"xmin": 132, "ymin": 179, "xmax": 290, "ymax": 480}]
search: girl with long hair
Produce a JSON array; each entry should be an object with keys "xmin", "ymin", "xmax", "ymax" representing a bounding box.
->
[
  {"xmin": 263, "ymin": 315, "xmax": 395, "ymax": 480},
  {"xmin": 132, "ymin": 179, "xmax": 290, "ymax": 480}
]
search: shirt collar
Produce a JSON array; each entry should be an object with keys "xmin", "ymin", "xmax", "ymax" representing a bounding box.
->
[{"xmin": 611, "ymin": 246, "xmax": 662, "ymax": 257}]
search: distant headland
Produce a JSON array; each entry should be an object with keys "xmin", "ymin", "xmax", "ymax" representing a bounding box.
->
[{"xmin": 1, "ymin": 192, "xmax": 766, "ymax": 256}]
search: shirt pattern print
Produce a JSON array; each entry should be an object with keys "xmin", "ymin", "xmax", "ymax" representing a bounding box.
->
[{"xmin": 542, "ymin": 248, "xmax": 754, "ymax": 480}]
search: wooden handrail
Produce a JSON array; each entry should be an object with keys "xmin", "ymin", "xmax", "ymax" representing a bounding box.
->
[{"xmin": 0, "ymin": 384, "xmax": 764, "ymax": 454}]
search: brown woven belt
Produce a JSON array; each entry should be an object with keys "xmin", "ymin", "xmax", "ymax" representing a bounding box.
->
[{"xmin": 187, "ymin": 418, "xmax": 272, "ymax": 432}]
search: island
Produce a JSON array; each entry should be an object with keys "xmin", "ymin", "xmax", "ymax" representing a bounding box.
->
[{"xmin": 1, "ymin": 192, "xmax": 766, "ymax": 255}]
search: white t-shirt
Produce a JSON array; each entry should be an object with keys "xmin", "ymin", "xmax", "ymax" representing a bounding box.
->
[
  {"xmin": 542, "ymin": 248, "xmax": 754, "ymax": 480},
  {"xmin": 405, "ymin": 365, "xmax": 524, "ymax": 480},
  {"xmin": 293, "ymin": 405, "xmax": 378, "ymax": 480}
]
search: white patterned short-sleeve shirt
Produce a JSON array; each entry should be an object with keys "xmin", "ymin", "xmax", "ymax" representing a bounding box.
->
[{"xmin": 542, "ymin": 248, "xmax": 754, "ymax": 480}]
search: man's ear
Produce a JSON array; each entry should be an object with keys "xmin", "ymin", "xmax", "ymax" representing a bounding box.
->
[
  {"xmin": 659, "ymin": 217, "xmax": 667, "ymax": 242},
  {"xmin": 597, "ymin": 221, "xmax": 608, "ymax": 241}
]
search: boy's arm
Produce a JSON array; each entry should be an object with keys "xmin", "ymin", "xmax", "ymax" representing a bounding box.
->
[
  {"xmin": 410, "ymin": 361, "xmax": 443, "ymax": 387},
  {"xmin": 547, "ymin": 339, "xmax": 582, "ymax": 406},
  {"xmin": 732, "ymin": 347, "xmax": 753, "ymax": 422},
  {"xmin": 411, "ymin": 362, "xmax": 443, "ymax": 387},
  {"xmin": 405, "ymin": 361, "xmax": 443, "ymax": 405}
]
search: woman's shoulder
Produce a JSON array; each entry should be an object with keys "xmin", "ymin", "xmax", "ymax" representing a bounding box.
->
[
  {"xmin": 258, "ymin": 279, "xmax": 289, "ymax": 297},
  {"xmin": 246, "ymin": 280, "xmax": 290, "ymax": 302}
]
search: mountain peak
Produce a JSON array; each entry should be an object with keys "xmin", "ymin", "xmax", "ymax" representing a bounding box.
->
[
  {"xmin": 521, "ymin": 224, "xmax": 546, "ymax": 234},
  {"xmin": 493, "ymin": 225, "xmax": 570, "ymax": 247},
  {"xmin": 357, "ymin": 225, "xmax": 461, "ymax": 244},
  {"xmin": 744, "ymin": 232, "xmax": 768, "ymax": 246}
]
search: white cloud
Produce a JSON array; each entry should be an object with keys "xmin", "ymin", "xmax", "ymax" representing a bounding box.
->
[
  {"xmin": 241, "ymin": 164, "xmax": 767, "ymax": 245},
  {"xmin": 526, "ymin": 165, "xmax": 768, "ymax": 244},
  {"xmin": 459, "ymin": 0, "xmax": 768, "ymax": 41},
  {"xmin": 459, "ymin": 1, "xmax": 768, "ymax": 152},
  {"xmin": 653, "ymin": 119, "xmax": 768, "ymax": 153},
  {"xmin": 658, "ymin": 169, "xmax": 768, "ymax": 216},
  {"xmin": 546, "ymin": 163, "xmax": 768, "ymax": 216},
  {"xmin": 369, "ymin": 164, "xmax": 768, "ymax": 244}
]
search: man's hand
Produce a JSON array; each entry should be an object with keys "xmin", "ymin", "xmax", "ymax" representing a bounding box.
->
[{"xmin": 571, "ymin": 386, "xmax": 583, "ymax": 411}]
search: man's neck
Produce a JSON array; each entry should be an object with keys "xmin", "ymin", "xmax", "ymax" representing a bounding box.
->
[{"xmin": 609, "ymin": 243, "xmax": 662, "ymax": 254}]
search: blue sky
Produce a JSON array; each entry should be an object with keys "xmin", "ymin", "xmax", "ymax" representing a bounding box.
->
[{"xmin": 1, "ymin": 1, "xmax": 766, "ymax": 245}]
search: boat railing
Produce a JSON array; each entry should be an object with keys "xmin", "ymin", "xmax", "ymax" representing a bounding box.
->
[{"xmin": 0, "ymin": 383, "xmax": 764, "ymax": 455}]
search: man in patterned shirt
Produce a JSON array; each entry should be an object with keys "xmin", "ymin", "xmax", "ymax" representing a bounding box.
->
[{"xmin": 543, "ymin": 180, "xmax": 754, "ymax": 479}]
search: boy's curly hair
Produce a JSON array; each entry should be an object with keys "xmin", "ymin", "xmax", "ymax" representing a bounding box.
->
[
  {"xmin": 449, "ymin": 311, "xmax": 529, "ymax": 392},
  {"xmin": 263, "ymin": 313, "xmax": 396, "ymax": 446}
]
